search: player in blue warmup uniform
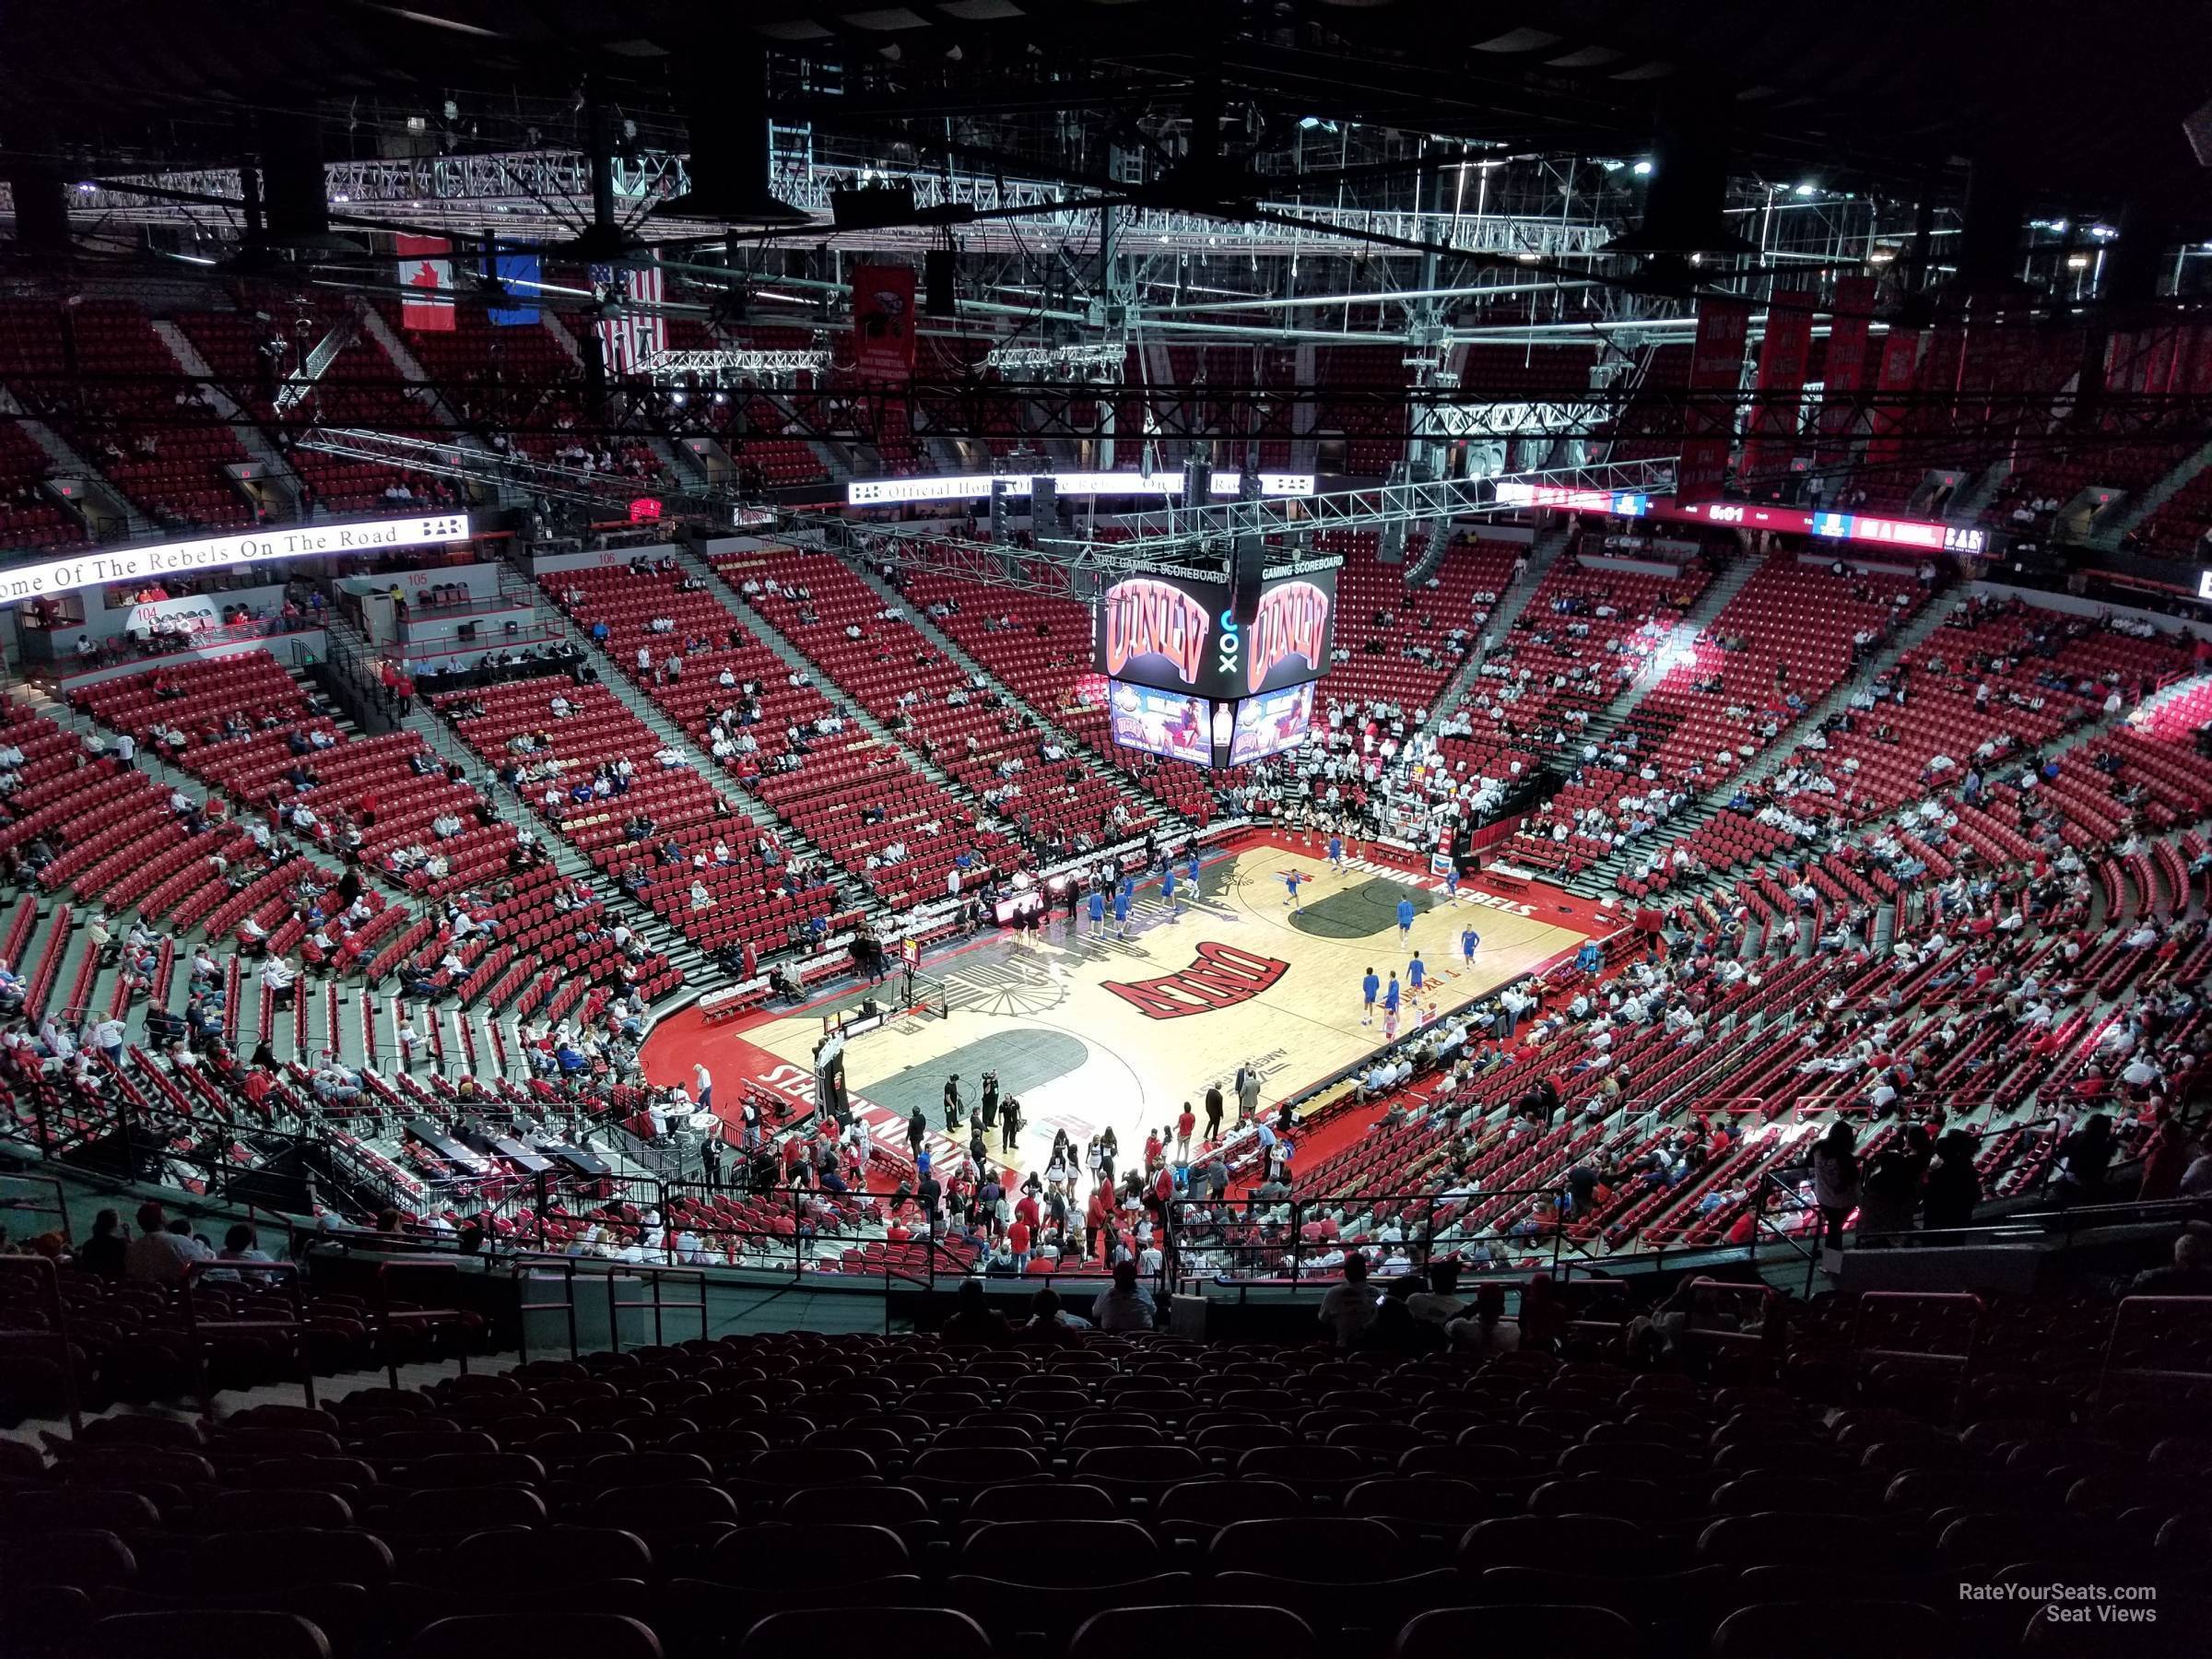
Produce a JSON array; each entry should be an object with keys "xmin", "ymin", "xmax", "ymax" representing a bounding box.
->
[
  {"xmin": 1283, "ymin": 869, "xmax": 1305, "ymax": 909},
  {"xmin": 1184, "ymin": 850, "xmax": 1201, "ymax": 889},
  {"xmin": 1112, "ymin": 881, "xmax": 1133, "ymax": 939},
  {"xmin": 1327, "ymin": 832, "xmax": 1345, "ymax": 870},
  {"xmin": 1383, "ymin": 971, "xmax": 1401, "ymax": 1015},
  {"xmin": 1407, "ymin": 952, "xmax": 1426, "ymax": 994},
  {"xmin": 1396, "ymin": 894, "xmax": 1415, "ymax": 941},
  {"xmin": 1360, "ymin": 967, "xmax": 1380, "ymax": 1025},
  {"xmin": 1087, "ymin": 887, "xmax": 1106, "ymax": 936},
  {"xmin": 1461, "ymin": 924, "xmax": 1480, "ymax": 967},
  {"xmin": 1445, "ymin": 865, "xmax": 1461, "ymax": 900},
  {"xmin": 1162, "ymin": 867, "xmax": 1180, "ymax": 919}
]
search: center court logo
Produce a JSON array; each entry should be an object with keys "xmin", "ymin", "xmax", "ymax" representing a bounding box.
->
[{"xmin": 1102, "ymin": 940, "xmax": 1289, "ymax": 1020}]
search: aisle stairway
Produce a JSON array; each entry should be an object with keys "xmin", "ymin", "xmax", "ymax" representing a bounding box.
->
[
  {"xmin": 1548, "ymin": 551, "xmax": 1768, "ymax": 776},
  {"xmin": 838, "ymin": 555, "xmax": 1178, "ymax": 830},
  {"xmin": 1410, "ymin": 522, "xmax": 1571, "ymax": 748}
]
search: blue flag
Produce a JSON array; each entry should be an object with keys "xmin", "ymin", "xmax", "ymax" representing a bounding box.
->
[{"xmin": 488, "ymin": 251, "xmax": 540, "ymax": 324}]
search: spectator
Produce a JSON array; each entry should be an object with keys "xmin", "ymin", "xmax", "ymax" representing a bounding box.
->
[
  {"xmin": 124, "ymin": 1201, "xmax": 210, "ymax": 1286},
  {"xmin": 2053, "ymin": 1112, "xmax": 2115, "ymax": 1207},
  {"xmin": 206, "ymin": 1224, "xmax": 275, "ymax": 1284},
  {"xmin": 1317, "ymin": 1252, "xmax": 1378, "ymax": 1348},
  {"xmin": 1445, "ymin": 1281, "xmax": 1522, "ymax": 1356},
  {"xmin": 2127, "ymin": 1229, "xmax": 2212, "ymax": 1297},
  {"xmin": 1406, "ymin": 1259, "xmax": 1466, "ymax": 1326},
  {"xmin": 1811, "ymin": 1121, "xmax": 1860, "ymax": 1252},
  {"xmin": 1920, "ymin": 1129, "xmax": 1983, "ymax": 1241},
  {"xmin": 939, "ymin": 1277, "xmax": 1009, "ymax": 1344},
  {"xmin": 1019, "ymin": 1287, "xmax": 1088, "ymax": 1342},
  {"xmin": 1090, "ymin": 1260, "xmax": 1157, "ymax": 1332},
  {"xmin": 75, "ymin": 1208, "xmax": 127, "ymax": 1281}
]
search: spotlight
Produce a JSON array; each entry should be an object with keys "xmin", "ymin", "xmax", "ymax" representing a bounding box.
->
[{"xmin": 1632, "ymin": 160, "xmax": 1653, "ymax": 176}]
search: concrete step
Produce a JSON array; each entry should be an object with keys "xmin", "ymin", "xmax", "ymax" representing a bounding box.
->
[{"xmin": 677, "ymin": 547, "xmax": 1019, "ymax": 841}]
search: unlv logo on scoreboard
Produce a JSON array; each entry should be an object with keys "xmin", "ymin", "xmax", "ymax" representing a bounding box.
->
[
  {"xmin": 1101, "ymin": 578, "xmax": 1213, "ymax": 687},
  {"xmin": 1246, "ymin": 580, "xmax": 1331, "ymax": 694}
]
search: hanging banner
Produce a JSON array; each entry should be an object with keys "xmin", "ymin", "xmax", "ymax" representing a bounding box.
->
[
  {"xmin": 1739, "ymin": 285, "xmax": 1813, "ymax": 487},
  {"xmin": 1814, "ymin": 275, "xmax": 1878, "ymax": 466},
  {"xmin": 1863, "ymin": 326, "xmax": 1924, "ymax": 470},
  {"xmin": 488, "ymin": 250, "xmax": 541, "ymax": 326},
  {"xmin": 1674, "ymin": 295, "xmax": 1751, "ymax": 503},
  {"xmin": 396, "ymin": 235, "xmax": 454, "ymax": 333},
  {"xmin": 851, "ymin": 263, "xmax": 918, "ymax": 382},
  {"xmin": 595, "ymin": 258, "xmax": 667, "ymax": 377}
]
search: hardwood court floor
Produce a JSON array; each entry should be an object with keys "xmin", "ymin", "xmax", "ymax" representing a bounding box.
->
[{"xmin": 643, "ymin": 836, "xmax": 1597, "ymax": 1179}]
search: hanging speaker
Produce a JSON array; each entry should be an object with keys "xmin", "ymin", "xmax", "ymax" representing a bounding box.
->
[{"xmin": 925, "ymin": 249, "xmax": 957, "ymax": 316}]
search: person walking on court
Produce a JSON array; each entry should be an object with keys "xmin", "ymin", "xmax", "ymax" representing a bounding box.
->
[
  {"xmin": 1327, "ymin": 830, "xmax": 1345, "ymax": 870},
  {"xmin": 1162, "ymin": 865, "xmax": 1180, "ymax": 920},
  {"xmin": 1176, "ymin": 1101, "xmax": 1196, "ymax": 1160},
  {"xmin": 1461, "ymin": 924, "xmax": 1480, "ymax": 969},
  {"xmin": 943, "ymin": 1073, "xmax": 965, "ymax": 1131},
  {"xmin": 1087, "ymin": 885, "xmax": 1105, "ymax": 936},
  {"xmin": 1205, "ymin": 1083, "xmax": 1226, "ymax": 1142},
  {"xmin": 1407, "ymin": 952, "xmax": 1426, "ymax": 997},
  {"xmin": 1444, "ymin": 864, "xmax": 1461, "ymax": 900},
  {"xmin": 907, "ymin": 1106, "xmax": 927, "ymax": 1162},
  {"xmin": 1237, "ymin": 1065, "xmax": 1261, "ymax": 1126},
  {"xmin": 1396, "ymin": 894, "xmax": 1415, "ymax": 942},
  {"xmin": 1361, "ymin": 967, "xmax": 1381, "ymax": 1025},
  {"xmin": 1283, "ymin": 867, "xmax": 1305, "ymax": 908},
  {"xmin": 1112, "ymin": 879, "xmax": 1133, "ymax": 939},
  {"xmin": 1184, "ymin": 848, "xmax": 1201, "ymax": 894},
  {"xmin": 1000, "ymin": 1095, "xmax": 1022, "ymax": 1154},
  {"xmin": 1383, "ymin": 968, "xmax": 1402, "ymax": 1024}
]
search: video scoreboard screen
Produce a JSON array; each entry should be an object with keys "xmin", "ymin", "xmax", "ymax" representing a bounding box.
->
[
  {"xmin": 1093, "ymin": 564, "xmax": 1335, "ymax": 701},
  {"xmin": 1230, "ymin": 682, "xmax": 1316, "ymax": 765},
  {"xmin": 1106, "ymin": 679, "xmax": 1214, "ymax": 766}
]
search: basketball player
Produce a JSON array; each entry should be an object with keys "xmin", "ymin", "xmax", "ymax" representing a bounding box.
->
[
  {"xmin": 1327, "ymin": 830, "xmax": 1345, "ymax": 870},
  {"xmin": 1087, "ymin": 885, "xmax": 1106, "ymax": 937},
  {"xmin": 1407, "ymin": 951, "xmax": 1426, "ymax": 995},
  {"xmin": 1283, "ymin": 868, "xmax": 1305, "ymax": 909},
  {"xmin": 1162, "ymin": 865, "xmax": 1180, "ymax": 920},
  {"xmin": 1184, "ymin": 848, "xmax": 1201, "ymax": 891},
  {"xmin": 1383, "ymin": 971, "xmax": 1401, "ymax": 1030},
  {"xmin": 1444, "ymin": 864, "xmax": 1462, "ymax": 900},
  {"xmin": 1360, "ymin": 967, "xmax": 1380, "ymax": 1026},
  {"xmin": 1112, "ymin": 879, "xmax": 1133, "ymax": 939},
  {"xmin": 1462, "ymin": 923, "xmax": 1480, "ymax": 968},
  {"xmin": 1396, "ymin": 894, "xmax": 1415, "ymax": 942}
]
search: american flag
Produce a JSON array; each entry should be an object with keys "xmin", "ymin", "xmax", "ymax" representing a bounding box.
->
[{"xmin": 596, "ymin": 257, "xmax": 665, "ymax": 376}]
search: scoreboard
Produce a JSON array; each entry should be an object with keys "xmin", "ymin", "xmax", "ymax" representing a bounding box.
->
[{"xmin": 1092, "ymin": 558, "xmax": 1337, "ymax": 770}]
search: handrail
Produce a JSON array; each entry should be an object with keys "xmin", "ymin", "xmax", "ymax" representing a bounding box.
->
[
  {"xmin": 373, "ymin": 1257, "xmax": 473, "ymax": 1389},
  {"xmin": 603, "ymin": 1262, "xmax": 709, "ymax": 1353},
  {"xmin": 180, "ymin": 1257, "xmax": 315, "ymax": 1411},
  {"xmin": 0, "ymin": 1171, "xmax": 72, "ymax": 1247},
  {"xmin": 0, "ymin": 1254, "xmax": 81, "ymax": 1435}
]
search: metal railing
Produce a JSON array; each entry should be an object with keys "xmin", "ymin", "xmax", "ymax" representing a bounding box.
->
[
  {"xmin": 0, "ymin": 1254, "xmax": 81, "ymax": 1434},
  {"xmin": 180, "ymin": 1257, "xmax": 317, "ymax": 1412}
]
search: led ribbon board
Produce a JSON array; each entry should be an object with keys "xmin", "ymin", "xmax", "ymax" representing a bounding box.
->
[
  {"xmin": 846, "ymin": 472, "xmax": 1316, "ymax": 507},
  {"xmin": 0, "ymin": 514, "xmax": 474, "ymax": 604}
]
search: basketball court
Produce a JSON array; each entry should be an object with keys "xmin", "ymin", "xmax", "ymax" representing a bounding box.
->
[{"xmin": 641, "ymin": 831, "xmax": 1614, "ymax": 1180}]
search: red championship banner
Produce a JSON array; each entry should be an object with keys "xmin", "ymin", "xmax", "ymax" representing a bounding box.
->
[
  {"xmin": 1814, "ymin": 275, "xmax": 1878, "ymax": 466},
  {"xmin": 851, "ymin": 263, "xmax": 918, "ymax": 382},
  {"xmin": 1863, "ymin": 326, "xmax": 1924, "ymax": 470},
  {"xmin": 1739, "ymin": 285, "xmax": 1813, "ymax": 488},
  {"xmin": 1675, "ymin": 295, "xmax": 1751, "ymax": 503}
]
